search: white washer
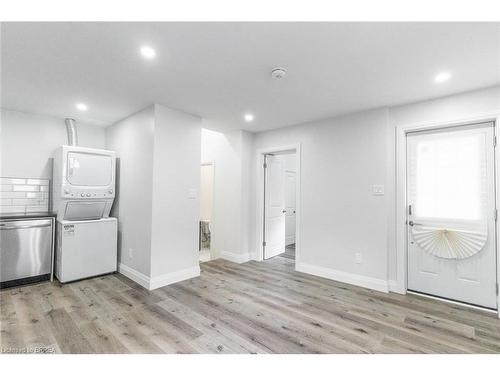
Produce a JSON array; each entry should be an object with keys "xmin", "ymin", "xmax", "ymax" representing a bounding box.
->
[{"xmin": 56, "ymin": 218, "xmax": 117, "ymax": 283}]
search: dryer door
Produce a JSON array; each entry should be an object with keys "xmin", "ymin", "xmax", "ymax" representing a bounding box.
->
[{"xmin": 67, "ymin": 151, "xmax": 113, "ymax": 187}]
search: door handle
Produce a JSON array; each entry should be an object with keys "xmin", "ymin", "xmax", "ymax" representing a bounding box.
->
[
  {"xmin": 0, "ymin": 223, "xmax": 51, "ymax": 230},
  {"xmin": 282, "ymin": 209, "xmax": 287, "ymax": 213},
  {"xmin": 408, "ymin": 220, "xmax": 423, "ymax": 227}
]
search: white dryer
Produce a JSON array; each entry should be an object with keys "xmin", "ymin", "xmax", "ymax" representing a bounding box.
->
[
  {"xmin": 53, "ymin": 145, "xmax": 118, "ymax": 282},
  {"xmin": 53, "ymin": 145, "xmax": 116, "ymax": 221}
]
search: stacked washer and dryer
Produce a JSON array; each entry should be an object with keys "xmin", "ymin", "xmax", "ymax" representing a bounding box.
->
[{"xmin": 52, "ymin": 119, "xmax": 117, "ymax": 283}]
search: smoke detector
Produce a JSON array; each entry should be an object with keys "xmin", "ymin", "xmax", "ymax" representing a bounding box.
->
[{"xmin": 271, "ymin": 67, "xmax": 287, "ymax": 80}]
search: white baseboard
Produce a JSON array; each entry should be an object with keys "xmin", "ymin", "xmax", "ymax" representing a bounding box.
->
[
  {"xmin": 149, "ymin": 266, "xmax": 200, "ymax": 290},
  {"xmin": 118, "ymin": 263, "xmax": 200, "ymax": 290},
  {"xmin": 220, "ymin": 251, "xmax": 251, "ymax": 264},
  {"xmin": 296, "ymin": 262, "xmax": 389, "ymax": 293},
  {"xmin": 388, "ymin": 279, "xmax": 406, "ymax": 294},
  {"xmin": 118, "ymin": 263, "xmax": 150, "ymax": 289}
]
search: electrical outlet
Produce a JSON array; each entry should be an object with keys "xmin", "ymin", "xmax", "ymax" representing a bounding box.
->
[
  {"xmin": 129, "ymin": 248, "xmax": 134, "ymax": 259},
  {"xmin": 372, "ymin": 184, "xmax": 385, "ymax": 195},
  {"xmin": 355, "ymin": 252, "xmax": 363, "ymax": 264}
]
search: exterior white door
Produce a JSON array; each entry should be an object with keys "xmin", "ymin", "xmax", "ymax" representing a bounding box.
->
[
  {"xmin": 407, "ymin": 123, "xmax": 498, "ymax": 309},
  {"xmin": 285, "ymin": 171, "xmax": 296, "ymax": 246},
  {"xmin": 264, "ymin": 155, "xmax": 286, "ymax": 259}
]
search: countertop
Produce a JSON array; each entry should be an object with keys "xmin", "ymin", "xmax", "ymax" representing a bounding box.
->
[{"xmin": 0, "ymin": 212, "xmax": 57, "ymax": 221}]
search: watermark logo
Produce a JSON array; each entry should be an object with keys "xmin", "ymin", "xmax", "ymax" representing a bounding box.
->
[{"xmin": 1, "ymin": 346, "xmax": 56, "ymax": 354}]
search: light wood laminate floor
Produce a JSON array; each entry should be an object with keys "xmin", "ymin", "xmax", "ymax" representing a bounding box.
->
[{"xmin": 1, "ymin": 255, "xmax": 499, "ymax": 354}]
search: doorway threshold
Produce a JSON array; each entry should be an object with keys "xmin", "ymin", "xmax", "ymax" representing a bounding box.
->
[{"xmin": 406, "ymin": 290, "xmax": 497, "ymax": 314}]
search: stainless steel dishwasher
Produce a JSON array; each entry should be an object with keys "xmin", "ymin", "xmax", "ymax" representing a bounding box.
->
[{"xmin": 0, "ymin": 217, "xmax": 55, "ymax": 288}]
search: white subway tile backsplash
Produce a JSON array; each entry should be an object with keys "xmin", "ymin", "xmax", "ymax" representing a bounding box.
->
[
  {"xmin": 12, "ymin": 198, "xmax": 45, "ymax": 205},
  {"xmin": 0, "ymin": 192, "xmax": 26, "ymax": 199},
  {"xmin": 0, "ymin": 178, "xmax": 26, "ymax": 185},
  {"xmin": 26, "ymin": 205, "xmax": 49, "ymax": 212},
  {"xmin": 1, "ymin": 177, "xmax": 49, "ymax": 214},
  {"xmin": 13, "ymin": 185, "xmax": 39, "ymax": 192},
  {"xmin": 27, "ymin": 179, "xmax": 49, "ymax": 186},
  {"xmin": 0, "ymin": 206, "xmax": 26, "ymax": 214},
  {"xmin": 0, "ymin": 199, "xmax": 12, "ymax": 206},
  {"xmin": 25, "ymin": 192, "xmax": 44, "ymax": 199}
]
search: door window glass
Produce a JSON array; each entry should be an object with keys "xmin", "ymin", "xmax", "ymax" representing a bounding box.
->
[{"xmin": 407, "ymin": 130, "xmax": 487, "ymax": 221}]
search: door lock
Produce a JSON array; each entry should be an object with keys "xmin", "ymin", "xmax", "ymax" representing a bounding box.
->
[
  {"xmin": 282, "ymin": 209, "xmax": 287, "ymax": 213},
  {"xmin": 408, "ymin": 220, "xmax": 423, "ymax": 227}
]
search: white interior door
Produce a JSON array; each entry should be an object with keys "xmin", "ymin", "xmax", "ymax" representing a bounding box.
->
[
  {"xmin": 264, "ymin": 155, "xmax": 286, "ymax": 259},
  {"xmin": 285, "ymin": 171, "xmax": 296, "ymax": 246},
  {"xmin": 407, "ymin": 123, "xmax": 498, "ymax": 309}
]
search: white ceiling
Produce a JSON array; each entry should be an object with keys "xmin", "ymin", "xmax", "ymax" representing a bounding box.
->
[{"xmin": 2, "ymin": 22, "xmax": 499, "ymax": 131}]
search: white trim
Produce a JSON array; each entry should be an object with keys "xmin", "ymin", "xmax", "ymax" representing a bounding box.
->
[
  {"xmin": 149, "ymin": 266, "xmax": 200, "ymax": 290},
  {"xmin": 394, "ymin": 111, "xmax": 500, "ymax": 316},
  {"xmin": 118, "ymin": 263, "xmax": 150, "ymax": 289},
  {"xmin": 296, "ymin": 262, "xmax": 389, "ymax": 293},
  {"xmin": 406, "ymin": 291, "xmax": 498, "ymax": 315},
  {"xmin": 119, "ymin": 263, "xmax": 200, "ymax": 290},
  {"xmin": 255, "ymin": 143, "xmax": 302, "ymax": 267},
  {"xmin": 388, "ymin": 279, "xmax": 405, "ymax": 294},
  {"xmin": 220, "ymin": 251, "xmax": 251, "ymax": 264}
]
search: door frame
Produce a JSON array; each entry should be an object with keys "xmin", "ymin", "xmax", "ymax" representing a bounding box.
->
[
  {"xmin": 255, "ymin": 143, "xmax": 301, "ymax": 266},
  {"xmin": 395, "ymin": 112, "xmax": 500, "ymax": 317}
]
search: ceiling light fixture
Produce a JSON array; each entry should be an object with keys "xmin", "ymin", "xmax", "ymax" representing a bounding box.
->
[
  {"xmin": 140, "ymin": 45, "xmax": 156, "ymax": 59},
  {"xmin": 75, "ymin": 103, "xmax": 88, "ymax": 111},
  {"xmin": 244, "ymin": 113, "xmax": 254, "ymax": 122},
  {"xmin": 434, "ymin": 71, "xmax": 451, "ymax": 83},
  {"xmin": 271, "ymin": 67, "xmax": 287, "ymax": 80}
]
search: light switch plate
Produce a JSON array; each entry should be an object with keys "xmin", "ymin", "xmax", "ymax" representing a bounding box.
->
[
  {"xmin": 372, "ymin": 184, "xmax": 385, "ymax": 195},
  {"xmin": 188, "ymin": 188, "xmax": 197, "ymax": 199}
]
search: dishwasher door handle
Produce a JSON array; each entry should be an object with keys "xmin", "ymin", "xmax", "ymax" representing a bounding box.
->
[{"xmin": 0, "ymin": 222, "xmax": 52, "ymax": 230}]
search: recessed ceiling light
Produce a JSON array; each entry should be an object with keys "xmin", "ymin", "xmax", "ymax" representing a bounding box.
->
[
  {"xmin": 271, "ymin": 67, "xmax": 287, "ymax": 79},
  {"xmin": 76, "ymin": 103, "xmax": 88, "ymax": 111},
  {"xmin": 244, "ymin": 113, "xmax": 254, "ymax": 122},
  {"xmin": 435, "ymin": 71, "xmax": 451, "ymax": 83},
  {"xmin": 140, "ymin": 45, "xmax": 156, "ymax": 59}
]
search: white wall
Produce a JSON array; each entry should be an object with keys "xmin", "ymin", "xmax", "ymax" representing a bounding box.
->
[
  {"xmin": 201, "ymin": 128, "xmax": 254, "ymax": 262},
  {"xmin": 0, "ymin": 109, "xmax": 105, "ymax": 179},
  {"xmin": 240, "ymin": 130, "xmax": 254, "ymax": 259},
  {"xmin": 106, "ymin": 104, "xmax": 202, "ymax": 288},
  {"xmin": 200, "ymin": 164, "xmax": 214, "ymax": 221},
  {"xmin": 253, "ymin": 109, "xmax": 390, "ymax": 286},
  {"xmin": 105, "ymin": 106, "xmax": 155, "ymax": 277},
  {"xmin": 150, "ymin": 104, "xmax": 201, "ymax": 281}
]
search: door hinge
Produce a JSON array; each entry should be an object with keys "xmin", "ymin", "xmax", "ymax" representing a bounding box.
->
[
  {"xmin": 262, "ymin": 241, "xmax": 266, "ymax": 247},
  {"xmin": 495, "ymin": 209, "xmax": 498, "ymax": 222},
  {"xmin": 496, "ymin": 282, "xmax": 499, "ymax": 296},
  {"xmin": 494, "ymin": 136, "xmax": 497, "ymax": 147},
  {"xmin": 263, "ymin": 163, "xmax": 267, "ymax": 169}
]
